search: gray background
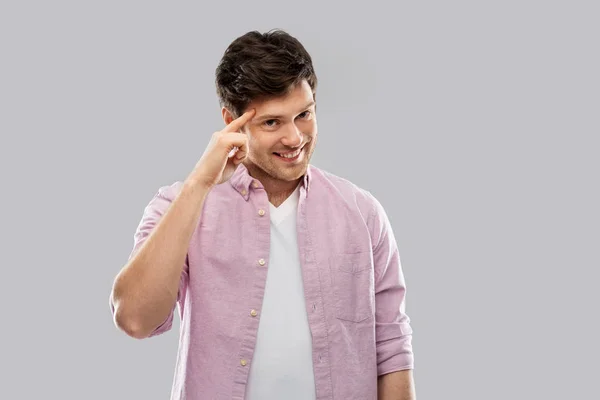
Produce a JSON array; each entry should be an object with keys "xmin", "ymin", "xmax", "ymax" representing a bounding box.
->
[{"xmin": 1, "ymin": 0, "xmax": 598, "ymax": 399}]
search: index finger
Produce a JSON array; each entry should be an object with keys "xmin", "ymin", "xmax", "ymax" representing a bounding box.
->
[{"xmin": 223, "ymin": 109, "xmax": 256, "ymax": 133}]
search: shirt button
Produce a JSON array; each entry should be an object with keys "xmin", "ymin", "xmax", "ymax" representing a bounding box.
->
[
  {"xmin": 252, "ymin": 181, "xmax": 260, "ymax": 188},
  {"xmin": 241, "ymin": 189, "xmax": 247, "ymax": 195},
  {"xmin": 258, "ymin": 209, "xmax": 265, "ymax": 216},
  {"xmin": 250, "ymin": 309, "xmax": 257, "ymax": 317},
  {"xmin": 240, "ymin": 359, "xmax": 247, "ymax": 366},
  {"xmin": 258, "ymin": 259, "xmax": 266, "ymax": 266}
]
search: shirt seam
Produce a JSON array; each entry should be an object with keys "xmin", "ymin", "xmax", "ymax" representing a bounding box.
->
[
  {"xmin": 305, "ymin": 200, "xmax": 335, "ymax": 399},
  {"xmin": 367, "ymin": 196, "xmax": 385, "ymax": 285}
]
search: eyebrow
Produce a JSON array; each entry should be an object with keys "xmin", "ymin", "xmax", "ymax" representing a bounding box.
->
[{"xmin": 255, "ymin": 100, "xmax": 315, "ymax": 121}]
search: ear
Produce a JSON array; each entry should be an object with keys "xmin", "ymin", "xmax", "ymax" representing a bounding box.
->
[{"xmin": 221, "ymin": 107, "xmax": 234, "ymax": 126}]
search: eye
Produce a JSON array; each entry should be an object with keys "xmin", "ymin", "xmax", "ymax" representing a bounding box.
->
[
  {"xmin": 264, "ymin": 119, "xmax": 279, "ymax": 127},
  {"xmin": 297, "ymin": 111, "xmax": 311, "ymax": 119}
]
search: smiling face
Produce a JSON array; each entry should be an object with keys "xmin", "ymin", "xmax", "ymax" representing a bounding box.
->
[{"xmin": 223, "ymin": 80, "xmax": 317, "ymax": 186}]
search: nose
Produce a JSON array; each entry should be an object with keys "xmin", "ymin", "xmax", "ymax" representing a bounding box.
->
[{"xmin": 281, "ymin": 123, "xmax": 303, "ymax": 148}]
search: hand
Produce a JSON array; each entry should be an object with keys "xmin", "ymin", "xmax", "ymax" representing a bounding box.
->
[{"xmin": 188, "ymin": 109, "xmax": 256, "ymax": 188}]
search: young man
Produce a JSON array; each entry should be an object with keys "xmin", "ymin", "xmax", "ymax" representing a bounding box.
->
[{"xmin": 110, "ymin": 29, "xmax": 416, "ymax": 400}]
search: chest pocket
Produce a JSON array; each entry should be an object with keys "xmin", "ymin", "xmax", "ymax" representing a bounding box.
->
[{"xmin": 328, "ymin": 252, "xmax": 375, "ymax": 323}]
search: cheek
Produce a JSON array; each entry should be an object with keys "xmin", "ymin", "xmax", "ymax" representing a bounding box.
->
[
  {"xmin": 249, "ymin": 135, "xmax": 277, "ymax": 155},
  {"xmin": 305, "ymin": 120, "xmax": 317, "ymax": 136},
  {"xmin": 306, "ymin": 126, "xmax": 317, "ymax": 141}
]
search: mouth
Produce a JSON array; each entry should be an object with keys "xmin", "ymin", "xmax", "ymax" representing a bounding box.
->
[{"xmin": 273, "ymin": 145, "xmax": 305, "ymax": 162}]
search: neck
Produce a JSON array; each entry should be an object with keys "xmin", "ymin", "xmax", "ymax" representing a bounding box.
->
[{"xmin": 243, "ymin": 162, "xmax": 301, "ymax": 207}]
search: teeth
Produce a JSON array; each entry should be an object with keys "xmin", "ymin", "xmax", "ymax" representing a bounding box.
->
[{"xmin": 279, "ymin": 149, "xmax": 301, "ymax": 158}]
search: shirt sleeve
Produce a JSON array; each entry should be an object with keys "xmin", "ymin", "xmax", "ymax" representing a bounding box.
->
[
  {"xmin": 110, "ymin": 185, "xmax": 189, "ymax": 338},
  {"xmin": 367, "ymin": 192, "xmax": 415, "ymax": 375}
]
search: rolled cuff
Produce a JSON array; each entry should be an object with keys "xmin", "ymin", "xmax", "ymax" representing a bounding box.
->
[{"xmin": 376, "ymin": 322, "xmax": 414, "ymax": 376}]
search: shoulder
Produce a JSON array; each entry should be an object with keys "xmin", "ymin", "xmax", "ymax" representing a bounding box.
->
[
  {"xmin": 155, "ymin": 181, "xmax": 185, "ymax": 199},
  {"xmin": 310, "ymin": 165, "xmax": 393, "ymax": 245},
  {"xmin": 309, "ymin": 164, "xmax": 382, "ymax": 215},
  {"xmin": 149, "ymin": 179, "xmax": 235, "ymax": 209},
  {"xmin": 148, "ymin": 179, "xmax": 236, "ymax": 212},
  {"xmin": 141, "ymin": 181, "xmax": 186, "ymax": 206}
]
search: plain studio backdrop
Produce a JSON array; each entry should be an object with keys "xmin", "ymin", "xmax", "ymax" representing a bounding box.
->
[{"xmin": 0, "ymin": 1, "xmax": 598, "ymax": 399}]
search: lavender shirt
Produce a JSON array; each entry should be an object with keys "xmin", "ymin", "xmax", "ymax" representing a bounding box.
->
[{"xmin": 112, "ymin": 163, "xmax": 414, "ymax": 400}]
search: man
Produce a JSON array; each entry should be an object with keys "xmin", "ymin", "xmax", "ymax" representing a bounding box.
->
[{"xmin": 110, "ymin": 29, "xmax": 416, "ymax": 400}]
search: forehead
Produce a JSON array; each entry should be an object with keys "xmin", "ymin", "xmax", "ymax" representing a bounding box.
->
[{"xmin": 250, "ymin": 80, "xmax": 315, "ymax": 118}]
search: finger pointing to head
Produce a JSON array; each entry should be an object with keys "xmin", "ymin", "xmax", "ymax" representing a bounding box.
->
[{"xmin": 224, "ymin": 109, "xmax": 256, "ymax": 133}]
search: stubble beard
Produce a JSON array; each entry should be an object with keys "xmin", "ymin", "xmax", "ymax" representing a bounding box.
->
[{"xmin": 246, "ymin": 142, "xmax": 314, "ymax": 184}]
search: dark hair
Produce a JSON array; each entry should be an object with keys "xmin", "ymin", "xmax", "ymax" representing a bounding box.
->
[{"xmin": 215, "ymin": 29, "xmax": 317, "ymax": 118}]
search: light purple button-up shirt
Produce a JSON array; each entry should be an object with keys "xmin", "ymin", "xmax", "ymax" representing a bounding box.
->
[{"xmin": 113, "ymin": 163, "xmax": 414, "ymax": 400}]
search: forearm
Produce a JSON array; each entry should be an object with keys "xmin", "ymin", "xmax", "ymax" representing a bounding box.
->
[
  {"xmin": 111, "ymin": 178, "xmax": 211, "ymax": 338},
  {"xmin": 377, "ymin": 370, "xmax": 416, "ymax": 400}
]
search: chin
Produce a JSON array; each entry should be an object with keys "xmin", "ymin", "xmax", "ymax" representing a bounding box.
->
[
  {"xmin": 271, "ymin": 165, "xmax": 308, "ymax": 182},
  {"xmin": 247, "ymin": 154, "xmax": 310, "ymax": 182},
  {"xmin": 270, "ymin": 166, "xmax": 305, "ymax": 181}
]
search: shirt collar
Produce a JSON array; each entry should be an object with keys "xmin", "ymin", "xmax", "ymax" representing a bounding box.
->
[{"xmin": 229, "ymin": 163, "xmax": 312, "ymax": 200}]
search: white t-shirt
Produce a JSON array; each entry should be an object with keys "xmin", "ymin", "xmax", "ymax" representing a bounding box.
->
[{"xmin": 244, "ymin": 184, "xmax": 316, "ymax": 400}]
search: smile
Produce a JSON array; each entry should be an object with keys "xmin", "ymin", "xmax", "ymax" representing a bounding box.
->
[
  {"xmin": 273, "ymin": 145, "xmax": 305, "ymax": 162},
  {"xmin": 274, "ymin": 148, "xmax": 302, "ymax": 158}
]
